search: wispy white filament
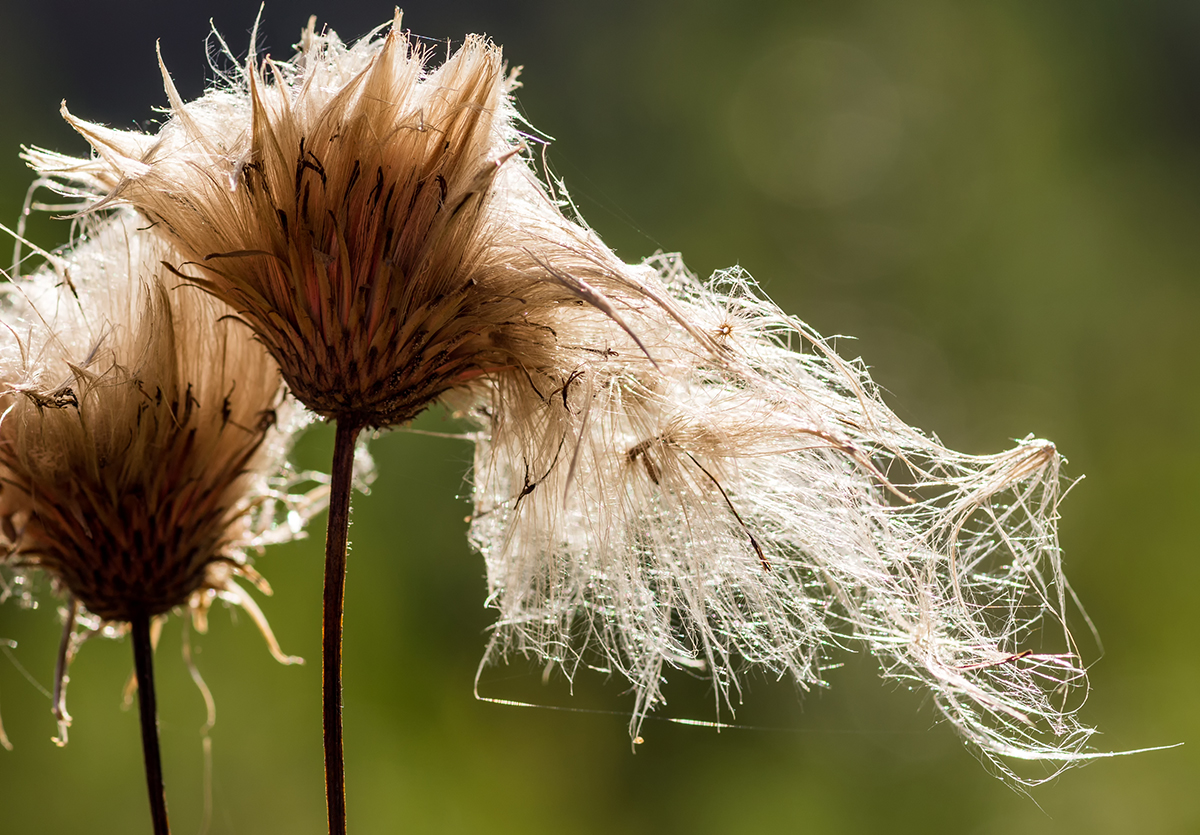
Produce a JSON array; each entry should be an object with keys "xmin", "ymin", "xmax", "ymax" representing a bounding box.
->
[{"xmin": 468, "ymin": 254, "xmax": 1091, "ymax": 782}]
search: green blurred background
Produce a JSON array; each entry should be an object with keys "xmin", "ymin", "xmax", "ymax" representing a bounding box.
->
[{"xmin": 1, "ymin": 1, "xmax": 1197, "ymax": 832}]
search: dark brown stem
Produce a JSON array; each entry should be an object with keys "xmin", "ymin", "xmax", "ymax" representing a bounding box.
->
[
  {"xmin": 132, "ymin": 611, "xmax": 170, "ymax": 835},
  {"xmin": 324, "ymin": 420, "xmax": 361, "ymax": 835}
]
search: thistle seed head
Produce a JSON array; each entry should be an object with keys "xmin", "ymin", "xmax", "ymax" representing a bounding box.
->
[
  {"xmin": 0, "ymin": 212, "xmax": 314, "ymax": 623},
  {"xmin": 32, "ymin": 13, "xmax": 628, "ymax": 429}
]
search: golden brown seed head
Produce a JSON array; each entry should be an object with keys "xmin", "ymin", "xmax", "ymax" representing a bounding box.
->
[
  {"xmin": 0, "ymin": 214, "xmax": 298, "ymax": 621},
  {"xmin": 48, "ymin": 16, "xmax": 595, "ymax": 429}
]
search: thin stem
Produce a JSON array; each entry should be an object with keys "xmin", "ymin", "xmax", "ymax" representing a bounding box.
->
[
  {"xmin": 324, "ymin": 419, "xmax": 361, "ymax": 835},
  {"xmin": 51, "ymin": 596, "xmax": 78, "ymax": 746},
  {"xmin": 132, "ymin": 611, "xmax": 170, "ymax": 835}
]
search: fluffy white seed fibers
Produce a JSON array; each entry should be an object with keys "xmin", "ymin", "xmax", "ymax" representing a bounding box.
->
[{"xmin": 468, "ymin": 254, "xmax": 1090, "ymax": 781}]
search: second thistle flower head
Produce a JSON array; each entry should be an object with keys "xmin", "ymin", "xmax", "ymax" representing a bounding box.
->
[
  {"xmin": 0, "ymin": 212, "xmax": 314, "ymax": 625},
  {"xmin": 35, "ymin": 13, "xmax": 583, "ymax": 429}
]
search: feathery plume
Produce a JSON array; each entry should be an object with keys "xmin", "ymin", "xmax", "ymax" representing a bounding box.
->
[
  {"xmin": 467, "ymin": 255, "xmax": 1090, "ymax": 782},
  {"xmin": 28, "ymin": 13, "xmax": 1095, "ymax": 790},
  {"xmin": 0, "ymin": 211, "xmax": 317, "ymax": 832}
]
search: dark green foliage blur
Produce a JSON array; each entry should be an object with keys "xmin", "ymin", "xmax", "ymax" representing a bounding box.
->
[{"xmin": 1, "ymin": 1, "xmax": 1196, "ymax": 832}]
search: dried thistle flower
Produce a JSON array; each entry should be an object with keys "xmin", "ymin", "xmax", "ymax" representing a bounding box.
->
[
  {"xmin": 0, "ymin": 211, "xmax": 317, "ymax": 832},
  {"xmin": 27, "ymin": 12, "xmax": 1101, "ymax": 792},
  {"xmin": 26, "ymin": 15, "xmax": 655, "ymax": 830},
  {"xmin": 34, "ymin": 14, "xmax": 579, "ymax": 429}
]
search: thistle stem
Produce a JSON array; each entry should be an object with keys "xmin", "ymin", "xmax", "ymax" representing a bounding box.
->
[
  {"xmin": 323, "ymin": 419, "xmax": 361, "ymax": 835},
  {"xmin": 131, "ymin": 611, "xmax": 170, "ymax": 835}
]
